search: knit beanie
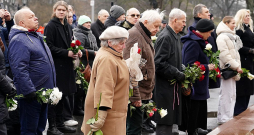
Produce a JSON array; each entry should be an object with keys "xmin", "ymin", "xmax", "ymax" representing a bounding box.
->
[
  {"xmin": 110, "ymin": 5, "xmax": 125, "ymax": 19},
  {"xmin": 78, "ymin": 15, "xmax": 91, "ymax": 25},
  {"xmin": 196, "ymin": 19, "xmax": 214, "ymax": 32}
]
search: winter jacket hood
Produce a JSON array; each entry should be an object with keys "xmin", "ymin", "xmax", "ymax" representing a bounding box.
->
[{"xmin": 216, "ymin": 21, "xmax": 235, "ymax": 35}]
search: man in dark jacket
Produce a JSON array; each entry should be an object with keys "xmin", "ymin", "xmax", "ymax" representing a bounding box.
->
[
  {"xmin": 154, "ymin": 8, "xmax": 186, "ymax": 135},
  {"xmin": 116, "ymin": 8, "xmax": 140, "ymax": 30},
  {"xmin": 104, "ymin": 5, "xmax": 125, "ymax": 28},
  {"xmin": 191, "ymin": 4, "xmax": 220, "ymax": 88},
  {"xmin": 91, "ymin": 9, "xmax": 109, "ymax": 48},
  {"xmin": 8, "ymin": 8, "xmax": 56, "ymax": 135}
]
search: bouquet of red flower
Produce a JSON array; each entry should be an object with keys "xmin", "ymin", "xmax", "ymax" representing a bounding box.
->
[
  {"xmin": 68, "ymin": 40, "xmax": 83, "ymax": 54},
  {"xmin": 203, "ymin": 43, "xmax": 221, "ymax": 82}
]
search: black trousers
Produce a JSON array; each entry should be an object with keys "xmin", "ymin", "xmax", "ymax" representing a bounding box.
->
[
  {"xmin": 63, "ymin": 94, "xmax": 74, "ymax": 121},
  {"xmin": 179, "ymin": 96, "xmax": 207, "ymax": 135},
  {"xmin": 234, "ymin": 95, "xmax": 250, "ymax": 116},
  {"xmin": 48, "ymin": 95, "xmax": 65, "ymax": 127},
  {"xmin": 74, "ymin": 86, "xmax": 86, "ymax": 112},
  {"xmin": 156, "ymin": 124, "xmax": 173, "ymax": 135}
]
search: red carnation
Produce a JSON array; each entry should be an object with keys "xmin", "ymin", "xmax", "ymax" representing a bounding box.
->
[
  {"xmin": 75, "ymin": 40, "xmax": 81, "ymax": 46},
  {"xmin": 70, "ymin": 43, "xmax": 75, "ymax": 47},
  {"xmin": 199, "ymin": 75, "xmax": 205, "ymax": 81},
  {"xmin": 138, "ymin": 48, "xmax": 141, "ymax": 54},
  {"xmin": 215, "ymin": 67, "xmax": 220, "ymax": 72},
  {"xmin": 199, "ymin": 65, "xmax": 206, "ymax": 71},
  {"xmin": 194, "ymin": 61, "xmax": 200, "ymax": 66},
  {"xmin": 216, "ymin": 74, "xmax": 221, "ymax": 78},
  {"xmin": 149, "ymin": 112, "xmax": 154, "ymax": 117},
  {"xmin": 152, "ymin": 108, "xmax": 157, "ymax": 112}
]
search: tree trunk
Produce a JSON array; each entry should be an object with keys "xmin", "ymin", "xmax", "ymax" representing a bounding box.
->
[{"xmin": 246, "ymin": 0, "xmax": 254, "ymax": 19}]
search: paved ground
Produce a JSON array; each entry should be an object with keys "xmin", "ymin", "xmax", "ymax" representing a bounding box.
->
[{"xmin": 43, "ymin": 88, "xmax": 254, "ymax": 135}]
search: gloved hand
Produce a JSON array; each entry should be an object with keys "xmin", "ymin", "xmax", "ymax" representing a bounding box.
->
[
  {"xmin": 7, "ymin": 86, "xmax": 17, "ymax": 99},
  {"xmin": 25, "ymin": 91, "xmax": 37, "ymax": 102},
  {"xmin": 90, "ymin": 110, "xmax": 107, "ymax": 132},
  {"xmin": 176, "ymin": 72, "xmax": 185, "ymax": 82}
]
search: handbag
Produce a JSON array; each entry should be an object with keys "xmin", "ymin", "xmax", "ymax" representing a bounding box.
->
[
  {"xmin": 221, "ymin": 64, "xmax": 237, "ymax": 80},
  {"xmin": 81, "ymin": 49, "xmax": 92, "ymax": 83},
  {"xmin": 181, "ymin": 83, "xmax": 192, "ymax": 96}
]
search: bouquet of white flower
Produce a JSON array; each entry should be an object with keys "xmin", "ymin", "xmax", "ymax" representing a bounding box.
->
[{"xmin": 49, "ymin": 87, "xmax": 63, "ymax": 105}]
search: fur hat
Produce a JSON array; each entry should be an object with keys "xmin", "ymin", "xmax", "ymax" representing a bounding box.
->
[{"xmin": 99, "ymin": 26, "xmax": 129, "ymax": 40}]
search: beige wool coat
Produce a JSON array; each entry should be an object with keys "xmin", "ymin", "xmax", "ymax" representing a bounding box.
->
[
  {"xmin": 216, "ymin": 21, "xmax": 242, "ymax": 80},
  {"xmin": 81, "ymin": 47, "xmax": 129, "ymax": 135}
]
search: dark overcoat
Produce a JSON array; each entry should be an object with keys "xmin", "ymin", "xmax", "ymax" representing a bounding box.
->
[
  {"xmin": 154, "ymin": 25, "xmax": 183, "ymax": 125},
  {"xmin": 44, "ymin": 17, "xmax": 77, "ymax": 95},
  {"xmin": 236, "ymin": 24, "xmax": 254, "ymax": 96},
  {"xmin": 191, "ymin": 17, "xmax": 220, "ymax": 88},
  {"xmin": 91, "ymin": 19, "xmax": 106, "ymax": 48}
]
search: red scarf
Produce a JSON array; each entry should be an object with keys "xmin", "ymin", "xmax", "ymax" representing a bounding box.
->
[{"xmin": 192, "ymin": 30, "xmax": 209, "ymax": 44}]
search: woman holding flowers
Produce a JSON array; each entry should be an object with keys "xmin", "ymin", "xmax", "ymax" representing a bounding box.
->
[
  {"xmin": 81, "ymin": 26, "xmax": 130, "ymax": 135},
  {"xmin": 180, "ymin": 19, "xmax": 215, "ymax": 135},
  {"xmin": 234, "ymin": 9, "xmax": 254, "ymax": 116},
  {"xmin": 216, "ymin": 16, "xmax": 243, "ymax": 124}
]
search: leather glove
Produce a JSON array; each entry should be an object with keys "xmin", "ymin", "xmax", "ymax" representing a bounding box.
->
[
  {"xmin": 7, "ymin": 85, "xmax": 17, "ymax": 99},
  {"xmin": 90, "ymin": 110, "xmax": 107, "ymax": 132},
  {"xmin": 25, "ymin": 91, "xmax": 37, "ymax": 102},
  {"xmin": 176, "ymin": 71, "xmax": 185, "ymax": 82}
]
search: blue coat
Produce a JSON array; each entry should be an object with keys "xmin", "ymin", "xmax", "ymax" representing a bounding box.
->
[
  {"xmin": 181, "ymin": 26, "xmax": 210, "ymax": 100},
  {"xmin": 8, "ymin": 27, "xmax": 56, "ymax": 96},
  {"xmin": 191, "ymin": 17, "xmax": 220, "ymax": 88}
]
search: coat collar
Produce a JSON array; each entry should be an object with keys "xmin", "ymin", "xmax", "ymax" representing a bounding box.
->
[
  {"xmin": 134, "ymin": 22, "xmax": 152, "ymax": 45},
  {"xmin": 52, "ymin": 17, "xmax": 72, "ymax": 48},
  {"xmin": 101, "ymin": 46, "xmax": 123, "ymax": 59},
  {"xmin": 166, "ymin": 25, "xmax": 179, "ymax": 40}
]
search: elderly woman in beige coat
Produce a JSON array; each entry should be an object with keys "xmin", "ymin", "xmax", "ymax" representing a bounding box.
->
[
  {"xmin": 216, "ymin": 16, "xmax": 243, "ymax": 124},
  {"xmin": 81, "ymin": 26, "xmax": 130, "ymax": 135}
]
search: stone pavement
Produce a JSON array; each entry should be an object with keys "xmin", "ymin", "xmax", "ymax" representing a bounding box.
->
[{"xmin": 44, "ymin": 88, "xmax": 254, "ymax": 135}]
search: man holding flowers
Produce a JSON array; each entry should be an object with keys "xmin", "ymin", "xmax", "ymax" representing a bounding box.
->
[
  {"xmin": 8, "ymin": 8, "xmax": 56, "ymax": 135},
  {"xmin": 154, "ymin": 8, "xmax": 186, "ymax": 135}
]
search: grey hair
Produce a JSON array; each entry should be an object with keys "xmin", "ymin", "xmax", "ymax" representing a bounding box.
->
[
  {"xmin": 139, "ymin": 9, "xmax": 164, "ymax": 23},
  {"xmin": 14, "ymin": 7, "xmax": 31, "ymax": 25},
  {"xmin": 193, "ymin": 4, "xmax": 207, "ymax": 18},
  {"xmin": 98, "ymin": 9, "xmax": 108, "ymax": 16},
  {"xmin": 100, "ymin": 38, "xmax": 126, "ymax": 47},
  {"xmin": 168, "ymin": 8, "xmax": 186, "ymax": 22}
]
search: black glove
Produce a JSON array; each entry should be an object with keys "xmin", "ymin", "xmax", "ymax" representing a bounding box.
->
[
  {"xmin": 7, "ymin": 86, "xmax": 17, "ymax": 99},
  {"xmin": 176, "ymin": 72, "xmax": 185, "ymax": 82},
  {"xmin": 24, "ymin": 91, "xmax": 37, "ymax": 102},
  {"xmin": 249, "ymin": 48, "xmax": 254, "ymax": 54}
]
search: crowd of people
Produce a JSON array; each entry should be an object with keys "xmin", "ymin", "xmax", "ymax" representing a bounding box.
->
[{"xmin": 0, "ymin": 0, "xmax": 253, "ymax": 135}]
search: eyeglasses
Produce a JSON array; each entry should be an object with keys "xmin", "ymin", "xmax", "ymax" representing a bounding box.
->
[{"xmin": 128, "ymin": 14, "xmax": 140, "ymax": 18}]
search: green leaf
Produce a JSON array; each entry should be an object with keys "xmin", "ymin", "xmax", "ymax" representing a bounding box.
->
[
  {"xmin": 183, "ymin": 83, "xmax": 188, "ymax": 89},
  {"xmin": 184, "ymin": 80, "xmax": 190, "ymax": 83},
  {"xmin": 86, "ymin": 117, "xmax": 95, "ymax": 124},
  {"xmin": 94, "ymin": 130, "xmax": 103, "ymax": 135}
]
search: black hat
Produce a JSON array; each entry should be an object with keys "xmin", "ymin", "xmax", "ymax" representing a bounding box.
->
[
  {"xmin": 196, "ymin": 19, "xmax": 214, "ymax": 32},
  {"xmin": 162, "ymin": 20, "xmax": 167, "ymax": 24}
]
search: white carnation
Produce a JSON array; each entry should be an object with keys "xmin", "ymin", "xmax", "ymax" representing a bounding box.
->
[
  {"xmin": 8, "ymin": 99, "xmax": 17, "ymax": 111},
  {"xmin": 49, "ymin": 87, "xmax": 63, "ymax": 105},
  {"xmin": 205, "ymin": 43, "xmax": 212, "ymax": 50},
  {"xmin": 151, "ymin": 36, "xmax": 157, "ymax": 41},
  {"xmin": 76, "ymin": 80, "xmax": 81, "ymax": 84},
  {"xmin": 159, "ymin": 109, "xmax": 168, "ymax": 118},
  {"xmin": 42, "ymin": 91, "xmax": 46, "ymax": 96}
]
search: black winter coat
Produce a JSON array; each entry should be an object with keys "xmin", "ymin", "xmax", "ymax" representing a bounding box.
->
[
  {"xmin": 104, "ymin": 16, "xmax": 117, "ymax": 28},
  {"xmin": 91, "ymin": 19, "xmax": 106, "ymax": 48},
  {"xmin": 236, "ymin": 24, "xmax": 254, "ymax": 96},
  {"xmin": 191, "ymin": 17, "xmax": 220, "ymax": 88},
  {"xmin": 44, "ymin": 18, "xmax": 77, "ymax": 95},
  {"xmin": 154, "ymin": 25, "xmax": 182, "ymax": 125},
  {"xmin": 73, "ymin": 25, "xmax": 97, "ymax": 67},
  {"xmin": 0, "ymin": 49, "xmax": 13, "ymax": 123}
]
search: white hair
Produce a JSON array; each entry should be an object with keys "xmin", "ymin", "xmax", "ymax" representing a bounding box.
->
[
  {"xmin": 98, "ymin": 9, "xmax": 108, "ymax": 16},
  {"xmin": 100, "ymin": 38, "xmax": 126, "ymax": 47},
  {"xmin": 139, "ymin": 9, "xmax": 164, "ymax": 23},
  {"xmin": 168, "ymin": 8, "xmax": 186, "ymax": 22}
]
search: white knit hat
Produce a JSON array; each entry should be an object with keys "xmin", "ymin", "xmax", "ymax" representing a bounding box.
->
[{"xmin": 99, "ymin": 26, "xmax": 129, "ymax": 40}]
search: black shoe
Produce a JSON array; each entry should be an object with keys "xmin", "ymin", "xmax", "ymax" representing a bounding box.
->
[
  {"xmin": 73, "ymin": 110, "xmax": 84, "ymax": 116},
  {"xmin": 47, "ymin": 127, "xmax": 64, "ymax": 135},
  {"xmin": 57, "ymin": 126, "xmax": 76, "ymax": 133},
  {"xmin": 142, "ymin": 123, "xmax": 154, "ymax": 133},
  {"xmin": 146, "ymin": 120, "xmax": 156, "ymax": 131},
  {"xmin": 195, "ymin": 128, "xmax": 209, "ymax": 135}
]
